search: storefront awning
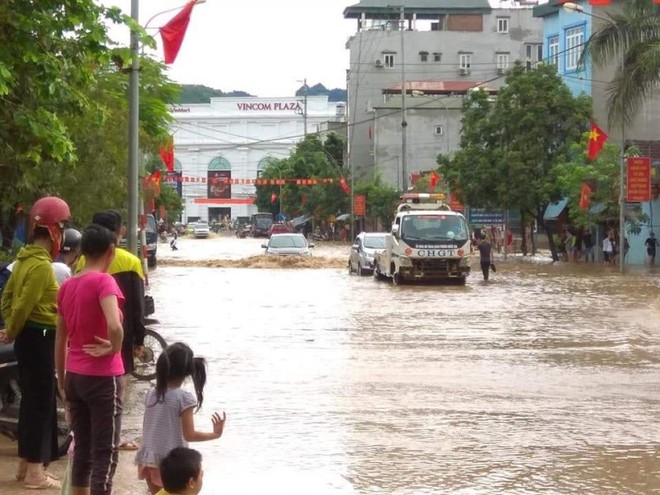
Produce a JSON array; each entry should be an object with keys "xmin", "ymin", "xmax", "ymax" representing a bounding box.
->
[{"xmin": 543, "ymin": 197, "xmax": 569, "ymax": 221}]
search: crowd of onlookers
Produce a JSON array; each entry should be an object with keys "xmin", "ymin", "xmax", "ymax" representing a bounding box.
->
[{"xmin": 0, "ymin": 196, "xmax": 225, "ymax": 494}]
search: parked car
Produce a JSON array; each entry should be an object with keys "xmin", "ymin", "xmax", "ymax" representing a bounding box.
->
[
  {"xmin": 348, "ymin": 232, "xmax": 387, "ymax": 275},
  {"xmin": 192, "ymin": 221, "xmax": 210, "ymax": 238},
  {"xmin": 268, "ymin": 222, "xmax": 292, "ymax": 236},
  {"xmin": 261, "ymin": 233, "xmax": 314, "ymax": 256}
]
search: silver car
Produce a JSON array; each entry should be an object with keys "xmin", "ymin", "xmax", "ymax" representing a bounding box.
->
[
  {"xmin": 348, "ymin": 232, "xmax": 387, "ymax": 275},
  {"xmin": 262, "ymin": 233, "xmax": 313, "ymax": 256},
  {"xmin": 192, "ymin": 221, "xmax": 210, "ymax": 238}
]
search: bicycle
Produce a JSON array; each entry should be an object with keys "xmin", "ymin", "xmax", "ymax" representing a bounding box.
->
[{"xmin": 131, "ymin": 296, "xmax": 167, "ymax": 382}]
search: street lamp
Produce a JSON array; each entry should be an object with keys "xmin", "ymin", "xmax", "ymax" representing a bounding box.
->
[
  {"xmin": 563, "ymin": 1, "xmax": 626, "ymax": 273},
  {"xmin": 127, "ymin": 0, "xmax": 205, "ymax": 256}
]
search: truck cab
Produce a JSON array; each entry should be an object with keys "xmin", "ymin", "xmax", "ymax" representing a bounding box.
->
[{"xmin": 374, "ymin": 194, "xmax": 471, "ymax": 284}]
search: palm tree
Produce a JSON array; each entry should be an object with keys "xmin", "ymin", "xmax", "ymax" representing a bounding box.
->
[{"xmin": 582, "ymin": 0, "xmax": 660, "ymax": 129}]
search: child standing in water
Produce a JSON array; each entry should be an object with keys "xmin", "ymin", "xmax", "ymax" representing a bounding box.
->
[{"xmin": 135, "ymin": 343, "xmax": 226, "ymax": 494}]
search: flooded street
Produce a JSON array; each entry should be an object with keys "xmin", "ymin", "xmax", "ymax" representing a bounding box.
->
[{"xmin": 129, "ymin": 236, "xmax": 660, "ymax": 494}]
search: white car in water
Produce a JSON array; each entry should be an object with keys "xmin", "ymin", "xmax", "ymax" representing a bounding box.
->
[
  {"xmin": 192, "ymin": 221, "xmax": 210, "ymax": 238},
  {"xmin": 262, "ymin": 233, "xmax": 314, "ymax": 256},
  {"xmin": 348, "ymin": 232, "xmax": 387, "ymax": 276}
]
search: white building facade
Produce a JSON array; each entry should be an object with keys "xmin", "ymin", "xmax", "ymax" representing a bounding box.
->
[{"xmin": 169, "ymin": 96, "xmax": 345, "ymax": 223}]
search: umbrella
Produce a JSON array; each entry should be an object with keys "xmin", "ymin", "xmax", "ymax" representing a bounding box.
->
[{"xmin": 335, "ymin": 213, "xmax": 351, "ymax": 222}]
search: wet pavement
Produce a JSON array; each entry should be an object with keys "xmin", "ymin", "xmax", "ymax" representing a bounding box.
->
[{"xmin": 2, "ymin": 235, "xmax": 659, "ymax": 494}]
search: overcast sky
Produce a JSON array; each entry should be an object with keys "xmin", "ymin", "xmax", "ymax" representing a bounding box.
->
[{"xmin": 103, "ymin": 0, "xmax": 356, "ymax": 97}]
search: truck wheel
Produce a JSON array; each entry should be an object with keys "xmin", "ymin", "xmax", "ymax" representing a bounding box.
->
[
  {"xmin": 373, "ymin": 265, "xmax": 384, "ymax": 281},
  {"xmin": 393, "ymin": 271, "xmax": 404, "ymax": 285}
]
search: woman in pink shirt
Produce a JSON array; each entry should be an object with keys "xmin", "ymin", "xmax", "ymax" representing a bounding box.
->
[{"xmin": 55, "ymin": 224, "xmax": 125, "ymax": 495}]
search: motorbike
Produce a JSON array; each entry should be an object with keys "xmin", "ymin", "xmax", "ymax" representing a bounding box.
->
[{"xmin": 236, "ymin": 225, "xmax": 251, "ymax": 239}]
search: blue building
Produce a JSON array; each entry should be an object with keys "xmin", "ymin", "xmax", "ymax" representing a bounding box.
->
[{"xmin": 534, "ymin": 0, "xmax": 660, "ymax": 265}]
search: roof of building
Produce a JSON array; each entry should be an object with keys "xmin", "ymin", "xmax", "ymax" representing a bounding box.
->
[
  {"xmin": 383, "ymin": 80, "xmax": 498, "ymax": 95},
  {"xmin": 532, "ymin": 0, "xmax": 566, "ymax": 18},
  {"xmin": 344, "ymin": 0, "xmax": 492, "ymax": 19}
]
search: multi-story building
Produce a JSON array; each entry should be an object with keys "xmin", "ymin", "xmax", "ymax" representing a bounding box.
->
[
  {"xmin": 168, "ymin": 96, "xmax": 344, "ymax": 223},
  {"xmin": 343, "ymin": 0, "xmax": 543, "ymax": 186},
  {"xmin": 534, "ymin": 0, "xmax": 660, "ymax": 264}
]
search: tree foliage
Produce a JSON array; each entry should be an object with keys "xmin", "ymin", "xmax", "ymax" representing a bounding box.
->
[
  {"xmin": 439, "ymin": 62, "xmax": 591, "ymax": 259},
  {"xmin": 0, "ymin": 0, "xmax": 179, "ymax": 230},
  {"xmin": 554, "ymin": 138, "xmax": 620, "ymax": 228},
  {"xmin": 254, "ymin": 134, "xmax": 349, "ymax": 219},
  {"xmin": 354, "ymin": 175, "xmax": 400, "ymax": 229}
]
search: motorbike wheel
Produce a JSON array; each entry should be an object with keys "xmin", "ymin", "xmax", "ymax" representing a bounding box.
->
[{"xmin": 131, "ymin": 329, "xmax": 167, "ymax": 382}]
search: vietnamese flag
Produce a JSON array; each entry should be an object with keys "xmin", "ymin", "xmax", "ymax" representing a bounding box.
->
[
  {"xmin": 587, "ymin": 123, "xmax": 608, "ymax": 160},
  {"xmin": 579, "ymin": 183, "xmax": 592, "ymax": 210},
  {"xmin": 160, "ymin": 1, "xmax": 197, "ymax": 64},
  {"xmin": 589, "ymin": 0, "xmax": 611, "ymax": 4},
  {"xmin": 159, "ymin": 137, "xmax": 174, "ymax": 172},
  {"xmin": 429, "ymin": 171, "xmax": 440, "ymax": 189},
  {"xmin": 339, "ymin": 178, "xmax": 350, "ymax": 194}
]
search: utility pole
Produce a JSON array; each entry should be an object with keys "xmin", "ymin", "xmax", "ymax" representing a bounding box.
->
[
  {"xmin": 303, "ymin": 77, "xmax": 308, "ymax": 136},
  {"xmin": 127, "ymin": 0, "xmax": 140, "ymax": 255},
  {"xmin": 400, "ymin": 6, "xmax": 407, "ymax": 191}
]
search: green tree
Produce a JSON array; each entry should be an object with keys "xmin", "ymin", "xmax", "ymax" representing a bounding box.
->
[
  {"xmin": 439, "ymin": 62, "xmax": 591, "ymax": 260},
  {"xmin": 0, "ymin": 0, "xmax": 126, "ymax": 206},
  {"xmin": 354, "ymin": 175, "xmax": 400, "ymax": 230},
  {"xmin": 41, "ymin": 57, "xmax": 178, "ymax": 226},
  {"xmin": 582, "ymin": 0, "xmax": 660, "ymax": 127},
  {"xmin": 554, "ymin": 138, "xmax": 620, "ymax": 228},
  {"xmin": 254, "ymin": 134, "xmax": 349, "ymax": 220}
]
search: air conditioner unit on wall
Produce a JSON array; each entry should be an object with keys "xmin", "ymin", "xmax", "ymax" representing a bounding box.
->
[
  {"xmin": 375, "ymin": 59, "xmax": 383, "ymax": 68},
  {"xmin": 459, "ymin": 68, "xmax": 470, "ymax": 76}
]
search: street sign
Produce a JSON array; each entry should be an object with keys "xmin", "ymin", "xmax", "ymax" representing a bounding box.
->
[
  {"xmin": 627, "ymin": 157, "xmax": 651, "ymax": 202},
  {"xmin": 467, "ymin": 207, "xmax": 505, "ymax": 225},
  {"xmin": 354, "ymin": 194, "xmax": 366, "ymax": 216}
]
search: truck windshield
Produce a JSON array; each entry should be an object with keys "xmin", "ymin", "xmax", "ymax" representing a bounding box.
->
[{"xmin": 400, "ymin": 215, "xmax": 469, "ymax": 241}]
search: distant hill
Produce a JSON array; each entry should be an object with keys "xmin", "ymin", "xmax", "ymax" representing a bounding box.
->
[
  {"xmin": 296, "ymin": 83, "xmax": 347, "ymax": 102},
  {"xmin": 178, "ymin": 84, "xmax": 253, "ymax": 104},
  {"xmin": 178, "ymin": 83, "xmax": 347, "ymax": 104}
]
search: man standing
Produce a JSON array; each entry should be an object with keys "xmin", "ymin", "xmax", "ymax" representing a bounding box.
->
[
  {"xmin": 583, "ymin": 228, "xmax": 595, "ymax": 263},
  {"xmin": 477, "ymin": 235, "xmax": 494, "ymax": 281},
  {"xmin": 645, "ymin": 231, "xmax": 658, "ymax": 266}
]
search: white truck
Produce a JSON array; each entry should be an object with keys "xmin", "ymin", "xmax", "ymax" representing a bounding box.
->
[{"xmin": 373, "ymin": 194, "xmax": 472, "ymax": 284}]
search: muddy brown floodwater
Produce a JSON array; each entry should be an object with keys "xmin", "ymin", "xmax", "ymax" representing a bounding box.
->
[{"xmin": 2, "ymin": 236, "xmax": 659, "ymax": 494}]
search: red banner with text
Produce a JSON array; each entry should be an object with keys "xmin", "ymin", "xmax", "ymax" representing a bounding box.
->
[{"xmin": 626, "ymin": 157, "xmax": 651, "ymax": 203}]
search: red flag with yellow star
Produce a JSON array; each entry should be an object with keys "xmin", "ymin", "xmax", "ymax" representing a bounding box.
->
[
  {"xmin": 579, "ymin": 182, "xmax": 592, "ymax": 210},
  {"xmin": 587, "ymin": 123, "xmax": 608, "ymax": 161}
]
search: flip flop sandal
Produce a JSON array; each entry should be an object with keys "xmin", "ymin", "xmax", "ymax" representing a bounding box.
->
[
  {"xmin": 24, "ymin": 476, "xmax": 61, "ymax": 490},
  {"xmin": 118, "ymin": 440, "xmax": 140, "ymax": 451},
  {"xmin": 17, "ymin": 470, "xmax": 60, "ymax": 482}
]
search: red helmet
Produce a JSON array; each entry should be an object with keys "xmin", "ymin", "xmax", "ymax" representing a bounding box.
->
[{"xmin": 30, "ymin": 196, "xmax": 71, "ymax": 260}]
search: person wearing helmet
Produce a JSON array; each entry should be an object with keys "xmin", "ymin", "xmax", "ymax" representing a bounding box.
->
[
  {"xmin": 53, "ymin": 228, "xmax": 82, "ymax": 285},
  {"xmin": 0, "ymin": 196, "xmax": 69, "ymax": 489}
]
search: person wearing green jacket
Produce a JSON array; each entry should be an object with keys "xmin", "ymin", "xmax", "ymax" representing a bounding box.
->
[{"xmin": 0, "ymin": 196, "xmax": 70, "ymax": 490}]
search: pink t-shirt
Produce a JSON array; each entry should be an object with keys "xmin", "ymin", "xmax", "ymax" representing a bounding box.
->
[{"xmin": 58, "ymin": 271, "xmax": 125, "ymax": 376}]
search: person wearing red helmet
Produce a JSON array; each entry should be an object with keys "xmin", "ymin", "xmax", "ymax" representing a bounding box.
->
[{"xmin": 0, "ymin": 196, "xmax": 69, "ymax": 489}]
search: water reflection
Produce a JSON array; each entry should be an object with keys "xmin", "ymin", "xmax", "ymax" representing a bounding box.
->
[{"xmin": 128, "ymin": 248, "xmax": 660, "ymax": 494}]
